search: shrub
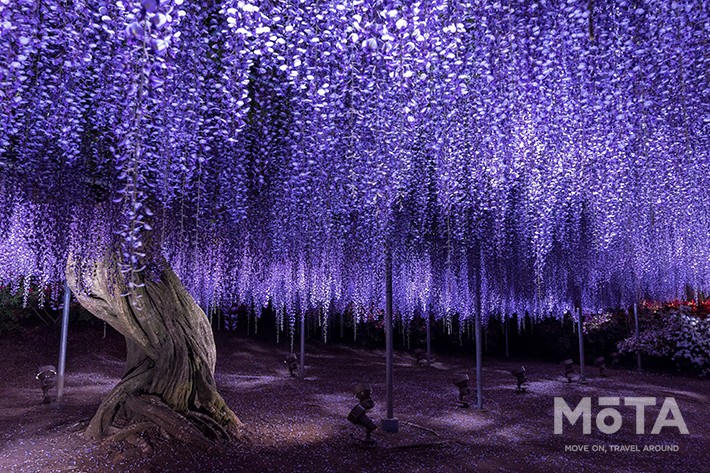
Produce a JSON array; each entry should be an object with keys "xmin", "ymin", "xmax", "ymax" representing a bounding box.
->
[
  {"xmin": 617, "ymin": 306, "xmax": 710, "ymax": 377},
  {"xmin": 583, "ymin": 310, "xmax": 630, "ymax": 358},
  {"xmin": 0, "ymin": 283, "xmax": 33, "ymax": 333}
]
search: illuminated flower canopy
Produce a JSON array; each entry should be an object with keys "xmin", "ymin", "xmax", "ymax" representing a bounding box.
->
[{"xmin": 1, "ymin": 1, "xmax": 708, "ymax": 334}]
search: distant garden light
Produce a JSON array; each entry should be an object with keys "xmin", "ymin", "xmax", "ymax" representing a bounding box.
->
[
  {"xmin": 594, "ymin": 356, "xmax": 607, "ymax": 377},
  {"xmin": 36, "ymin": 365, "xmax": 57, "ymax": 404},
  {"xmin": 284, "ymin": 353, "xmax": 298, "ymax": 377},
  {"xmin": 453, "ymin": 374, "xmax": 473, "ymax": 408},
  {"xmin": 561, "ymin": 359, "xmax": 575, "ymax": 383},
  {"xmin": 610, "ymin": 352, "xmax": 621, "ymax": 369},
  {"xmin": 413, "ymin": 348, "xmax": 425, "ymax": 365},
  {"xmin": 511, "ymin": 366, "xmax": 528, "ymax": 393}
]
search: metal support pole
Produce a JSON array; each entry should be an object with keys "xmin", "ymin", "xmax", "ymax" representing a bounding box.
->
[
  {"xmin": 474, "ymin": 310, "xmax": 483, "ymax": 408},
  {"xmin": 57, "ymin": 281, "xmax": 71, "ymax": 401},
  {"xmin": 634, "ymin": 303, "xmax": 642, "ymax": 372},
  {"xmin": 299, "ymin": 312, "xmax": 305, "ymax": 377},
  {"xmin": 504, "ymin": 314, "xmax": 509, "ymax": 359},
  {"xmin": 426, "ymin": 312, "xmax": 431, "ymax": 365},
  {"xmin": 386, "ymin": 253, "xmax": 393, "ymax": 418},
  {"xmin": 381, "ymin": 250, "xmax": 398, "ymax": 432},
  {"xmin": 474, "ymin": 258, "xmax": 483, "ymax": 409},
  {"xmin": 577, "ymin": 307, "xmax": 586, "ymax": 382}
]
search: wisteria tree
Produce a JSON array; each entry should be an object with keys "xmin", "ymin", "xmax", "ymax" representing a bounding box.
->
[{"xmin": 1, "ymin": 0, "xmax": 707, "ymax": 445}]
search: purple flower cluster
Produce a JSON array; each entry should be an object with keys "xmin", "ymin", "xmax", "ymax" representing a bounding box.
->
[{"xmin": 0, "ymin": 1, "xmax": 707, "ymax": 332}]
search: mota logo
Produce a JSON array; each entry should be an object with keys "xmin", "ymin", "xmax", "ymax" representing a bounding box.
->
[{"xmin": 554, "ymin": 397, "xmax": 689, "ymax": 435}]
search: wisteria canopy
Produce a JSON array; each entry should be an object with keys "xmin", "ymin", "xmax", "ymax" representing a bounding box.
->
[{"xmin": 1, "ymin": 0, "xmax": 708, "ymax": 333}]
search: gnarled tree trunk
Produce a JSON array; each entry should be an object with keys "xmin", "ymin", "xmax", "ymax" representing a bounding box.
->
[{"xmin": 66, "ymin": 255, "xmax": 242, "ymax": 448}]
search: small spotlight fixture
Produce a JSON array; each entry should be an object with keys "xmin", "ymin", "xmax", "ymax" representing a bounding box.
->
[
  {"xmin": 610, "ymin": 351, "xmax": 621, "ymax": 369},
  {"xmin": 284, "ymin": 353, "xmax": 298, "ymax": 377},
  {"xmin": 348, "ymin": 383, "xmax": 377, "ymax": 444},
  {"xmin": 36, "ymin": 365, "xmax": 57, "ymax": 404},
  {"xmin": 561, "ymin": 359, "xmax": 575, "ymax": 383},
  {"xmin": 347, "ymin": 404, "xmax": 377, "ymax": 444},
  {"xmin": 453, "ymin": 374, "xmax": 472, "ymax": 408},
  {"xmin": 413, "ymin": 348, "xmax": 425, "ymax": 365},
  {"xmin": 511, "ymin": 366, "xmax": 528, "ymax": 393},
  {"xmin": 594, "ymin": 356, "xmax": 607, "ymax": 377},
  {"xmin": 352, "ymin": 383, "xmax": 374, "ymax": 409}
]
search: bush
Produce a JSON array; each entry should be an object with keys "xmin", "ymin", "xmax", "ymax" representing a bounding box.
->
[
  {"xmin": 617, "ymin": 306, "xmax": 710, "ymax": 377},
  {"xmin": 0, "ymin": 282, "xmax": 94, "ymax": 332},
  {"xmin": 0, "ymin": 283, "xmax": 35, "ymax": 333},
  {"xmin": 583, "ymin": 310, "xmax": 631, "ymax": 359}
]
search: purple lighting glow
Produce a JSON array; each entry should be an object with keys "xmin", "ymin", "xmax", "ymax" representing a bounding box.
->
[{"xmin": 0, "ymin": 0, "xmax": 707, "ymax": 328}]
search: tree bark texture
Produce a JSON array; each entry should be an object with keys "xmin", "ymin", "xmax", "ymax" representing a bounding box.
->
[{"xmin": 66, "ymin": 255, "xmax": 242, "ymax": 446}]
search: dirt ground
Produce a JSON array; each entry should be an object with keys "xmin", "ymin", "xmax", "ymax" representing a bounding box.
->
[{"xmin": 0, "ymin": 325, "xmax": 708, "ymax": 473}]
